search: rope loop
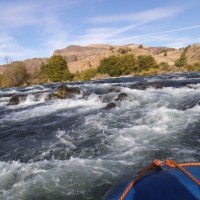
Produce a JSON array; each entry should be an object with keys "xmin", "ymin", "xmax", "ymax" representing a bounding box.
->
[
  {"xmin": 119, "ymin": 159, "xmax": 200, "ymax": 200},
  {"xmin": 165, "ymin": 159, "xmax": 200, "ymax": 187}
]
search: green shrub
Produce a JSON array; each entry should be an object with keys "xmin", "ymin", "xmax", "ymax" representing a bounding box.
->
[
  {"xmin": 175, "ymin": 46, "xmax": 190, "ymax": 67},
  {"xmin": 193, "ymin": 62, "xmax": 200, "ymax": 71},
  {"xmin": 118, "ymin": 47, "xmax": 130, "ymax": 54},
  {"xmin": 98, "ymin": 54, "xmax": 138, "ymax": 77},
  {"xmin": 138, "ymin": 55, "xmax": 158, "ymax": 71},
  {"xmin": 120, "ymin": 54, "xmax": 138, "ymax": 74},
  {"xmin": 42, "ymin": 55, "xmax": 73, "ymax": 82},
  {"xmin": 80, "ymin": 68, "xmax": 97, "ymax": 81},
  {"xmin": 159, "ymin": 62, "xmax": 169, "ymax": 68},
  {"xmin": 138, "ymin": 44, "xmax": 143, "ymax": 49},
  {"xmin": 175, "ymin": 56, "xmax": 187, "ymax": 67},
  {"xmin": 0, "ymin": 75, "xmax": 3, "ymax": 87}
]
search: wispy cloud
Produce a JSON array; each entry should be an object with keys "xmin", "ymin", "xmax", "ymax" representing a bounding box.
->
[
  {"xmin": 0, "ymin": 0, "xmax": 82, "ymax": 29},
  {"xmin": 88, "ymin": 6, "xmax": 184, "ymax": 24},
  {"xmin": 72, "ymin": 24, "xmax": 200, "ymax": 48},
  {"xmin": 0, "ymin": 0, "xmax": 79, "ymax": 61},
  {"xmin": 76, "ymin": 23, "xmax": 143, "ymax": 44},
  {"xmin": 0, "ymin": 0, "xmax": 199, "ymax": 63},
  {"xmin": 0, "ymin": 3, "xmax": 40, "ymax": 29},
  {"xmin": 123, "ymin": 25, "xmax": 200, "ymax": 40},
  {"xmin": 78, "ymin": 5, "xmax": 188, "ymax": 46},
  {"xmin": 0, "ymin": 34, "xmax": 35, "ymax": 60}
]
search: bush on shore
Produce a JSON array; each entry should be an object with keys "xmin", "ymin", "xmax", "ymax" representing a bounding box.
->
[
  {"xmin": 2, "ymin": 47, "xmax": 200, "ymax": 88},
  {"xmin": 1, "ymin": 62, "xmax": 29, "ymax": 87},
  {"xmin": 98, "ymin": 55, "xmax": 138, "ymax": 77},
  {"xmin": 41, "ymin": 55, "xmax": 73, "ymax": 82},
  {"xmin": 175, "ymin": 46, "xmax": 190, "ymax": 67},
  {"xmin": 98, "ymin": 54, "xmax": 157, "ymax": 77},
  {"xmin": 80, "ymin": 68, "xmax": 97, "ymax": 81}
]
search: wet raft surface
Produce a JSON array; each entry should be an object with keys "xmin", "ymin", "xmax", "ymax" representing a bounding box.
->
[
  {"xmin": 105, "ymin": 166, "xmax": 200, "ymax": 200},
  {"xmin": 0, "ymin": 73, "xmax": 200, "ymax": 199}
]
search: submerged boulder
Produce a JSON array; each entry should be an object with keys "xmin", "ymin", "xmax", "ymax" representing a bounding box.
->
[
  {"xmin": 131, "ymin": 82, "xmax": 162, "ymax": 90},
  {"xmin": 8, "ymin": 94, "xmax": 27, "ymax": 105},
  {"xmin": 178, "ymin": 98, "xmax": 200, "ymax": 110},
  {"xmin": 115, "ymin": 93, "xmax": 128, "ymax": 101},
  {"xmin": 56, "ymin": 85, "xmax": 81, "ymax": 99},
  {"xmin": 108, "ymin": 88, "xmax": 121, "ymax": 93},
  {"xmin": 45, "ymin": 93, "xmax": 58, "ymax": 101},
  {"xmin": 104, "ymin": 102, "xmax": 116, "ymax": 109}
]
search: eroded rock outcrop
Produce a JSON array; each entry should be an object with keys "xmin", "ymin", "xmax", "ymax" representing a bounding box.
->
[
  {"xmin": 115, "ymin": 93, "xmax": 128, "ymax": 101},
  {"xmin": 108, "ymin": 88, "xmax": 121, "ymax": 93},
  {"xmin": 56, "ymin": 85, "xmax": 81, "ymax": 99},
  {"xmin": 104, "ymin": 102, "xmax": 116, "ymax": 109},
  {"xmin": 130, "ymin": 82, "xmax": 162, "ymax": 90},
  {"xmin": 8, "ymin": 94, "xmax": 27, "ymax": 105},
  {"xmin": 45, "ymin": 93, "xmax": 58, "ymax": 101}
]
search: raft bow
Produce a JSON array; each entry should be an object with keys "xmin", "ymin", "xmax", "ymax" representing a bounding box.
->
[{"xmin": 104, "ymin": 160, "xmax": 200, "ymax": 200}]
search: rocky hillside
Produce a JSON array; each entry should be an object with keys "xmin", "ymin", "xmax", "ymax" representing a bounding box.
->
[
  {"xmin": 186, "ymin": 43, "xmax": 200, "ymax": 64},
  {"xmin": 0, "ymin": 58, "xmax": 48, "ymax": 75},
  {"xmin": 1, "ymin": 43, "xmax": 200, "ymax": 75},
  {"xmin": 23, "ymin": 58, "xmax": 48, "ymax": 74},
  {"xmin": 53, "ymin": 44, "xmax": 183, "ymax": 73}
]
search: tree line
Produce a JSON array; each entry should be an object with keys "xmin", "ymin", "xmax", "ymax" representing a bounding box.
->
[{"xmin": 0, "ymin": 52, "xmax": 200, "ymax": 88}]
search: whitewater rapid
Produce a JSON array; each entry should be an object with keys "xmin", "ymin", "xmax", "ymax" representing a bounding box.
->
[{"xmin": 0, "ymin": 73, "xmax": 200, "ymax": 199}]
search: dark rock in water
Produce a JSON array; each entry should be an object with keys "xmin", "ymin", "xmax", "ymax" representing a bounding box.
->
[
  {"xmin": 56, "ymin": 85, "xmax": 81, "ymax": 99},
  {"xmin": 178, "ymin": 98, "xmax": 200, "ymax": 110},
  {"xmin": 8, "ymin": 96, "xmax": 20, "ymax": 105},
  {"xmin": 131, "ymin": 82, "xmax": 162, "ymax": 90},
  {"xmin": 8, "ymin": 95, "xmax": 27, "ymax": 105},
  {"xmin": 108, "ymin": 88, "xmax": 121, "ymax": 93},
  {"xmin": 45, "ymin": 93, "xmax": 58, "ymax": 101},
  {"xmin": 115, "ymin": 93, "xmax": 128, "ymax": 101},
  {"xmin": 104, "ymin": 102, "xmax": 116, "ymax": 109}
]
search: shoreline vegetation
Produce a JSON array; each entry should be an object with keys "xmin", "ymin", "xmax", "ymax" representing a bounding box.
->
[{"xmin": 0, "ymin": 45, "xmax": 200, "ymax": 88}]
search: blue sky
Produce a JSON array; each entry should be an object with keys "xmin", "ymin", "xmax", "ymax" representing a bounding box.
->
[{"xmin": 0, "ymin": 0, "xmax": 200, "ymax": 63}]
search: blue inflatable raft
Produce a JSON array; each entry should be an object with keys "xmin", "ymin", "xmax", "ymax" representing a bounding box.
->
[{"xmin": 104, "ymin": 160, "xmax": 200, "ymax": 200}]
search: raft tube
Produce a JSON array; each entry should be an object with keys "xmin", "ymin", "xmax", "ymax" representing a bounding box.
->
[{"xmin": 104, "ymin": 164, "xmax": 200, "ymax": 200}]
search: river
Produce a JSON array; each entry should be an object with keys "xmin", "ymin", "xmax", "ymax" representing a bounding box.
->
[{"xmin": 0, "ymin": 73, "xmax": 200, "ymax": 199}]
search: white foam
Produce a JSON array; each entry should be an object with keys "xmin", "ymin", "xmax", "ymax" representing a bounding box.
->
[
  {"xmin": 1, "ymin": 89, "xmax": 17, "ymax": 94},
  {"xmin": 22, "ymin": 93, "xmax": 48, "ymax": 105},
  {"xmin": 0, "ymin": 94, "xmax": 104, "ymax": 122},
  {"xmin": 56, "ymin": 130, "xmax": 76, "ymax": 149},
  {"xmin": 76, "ymin": 85, "xmax": 200, "ymax": 163},
  {"xmin": 0, "ymin": 157, "xmax": 125, "ymax": 200},
  {"xmin": 1, "ymin": 79, "xmax": 200, "ymax": 199}
]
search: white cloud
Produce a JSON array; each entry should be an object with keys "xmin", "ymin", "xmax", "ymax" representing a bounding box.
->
[
  {"xmin": 125, "ymin": 25, "xmax": 200, "ymax": 40},
  {"xmin": 88, "ymin": 6, "xmax": 183, "ymax": 24},
  {"xmin": 77, "ymin": 5, "xmax": 188, "ymax": 46},
  {"xmin": 0, "ymin": 0, "xmax": 79, "ymax": 62},
  {"xmin": 0, "ymin": 0, "xmax": 82, "ymax": 29},
  {"xmin": 0, "ymin": 1, "xmax": 199, "ymax": 63},
  {"xmin": 76, "ymin": 23, "xmax": 143, "ymax": 44},
  {"xmin": 0, "ymin": 34, "xmax": 36, "ymax": 62},
  {"xmin": 70, "ymin": 23, "xmax": 200, "ymax": 48},
  {"xmin": 0, "ymin": 3, "xmax": 40, "ymax": 29},
  {"xmin": 112, "ymin": 25, "xmax": 200, "ymax": 46}
]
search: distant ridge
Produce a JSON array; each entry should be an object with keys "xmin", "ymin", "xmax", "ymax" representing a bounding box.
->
[{"xmin": 1, "ymin": 43, "xmax": 200, "ymax": 74}]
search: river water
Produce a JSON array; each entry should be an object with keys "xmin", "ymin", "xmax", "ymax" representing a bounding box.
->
[{"xmin": 0, "ymin": 73, "xmax": 200, "ymax": 200}]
